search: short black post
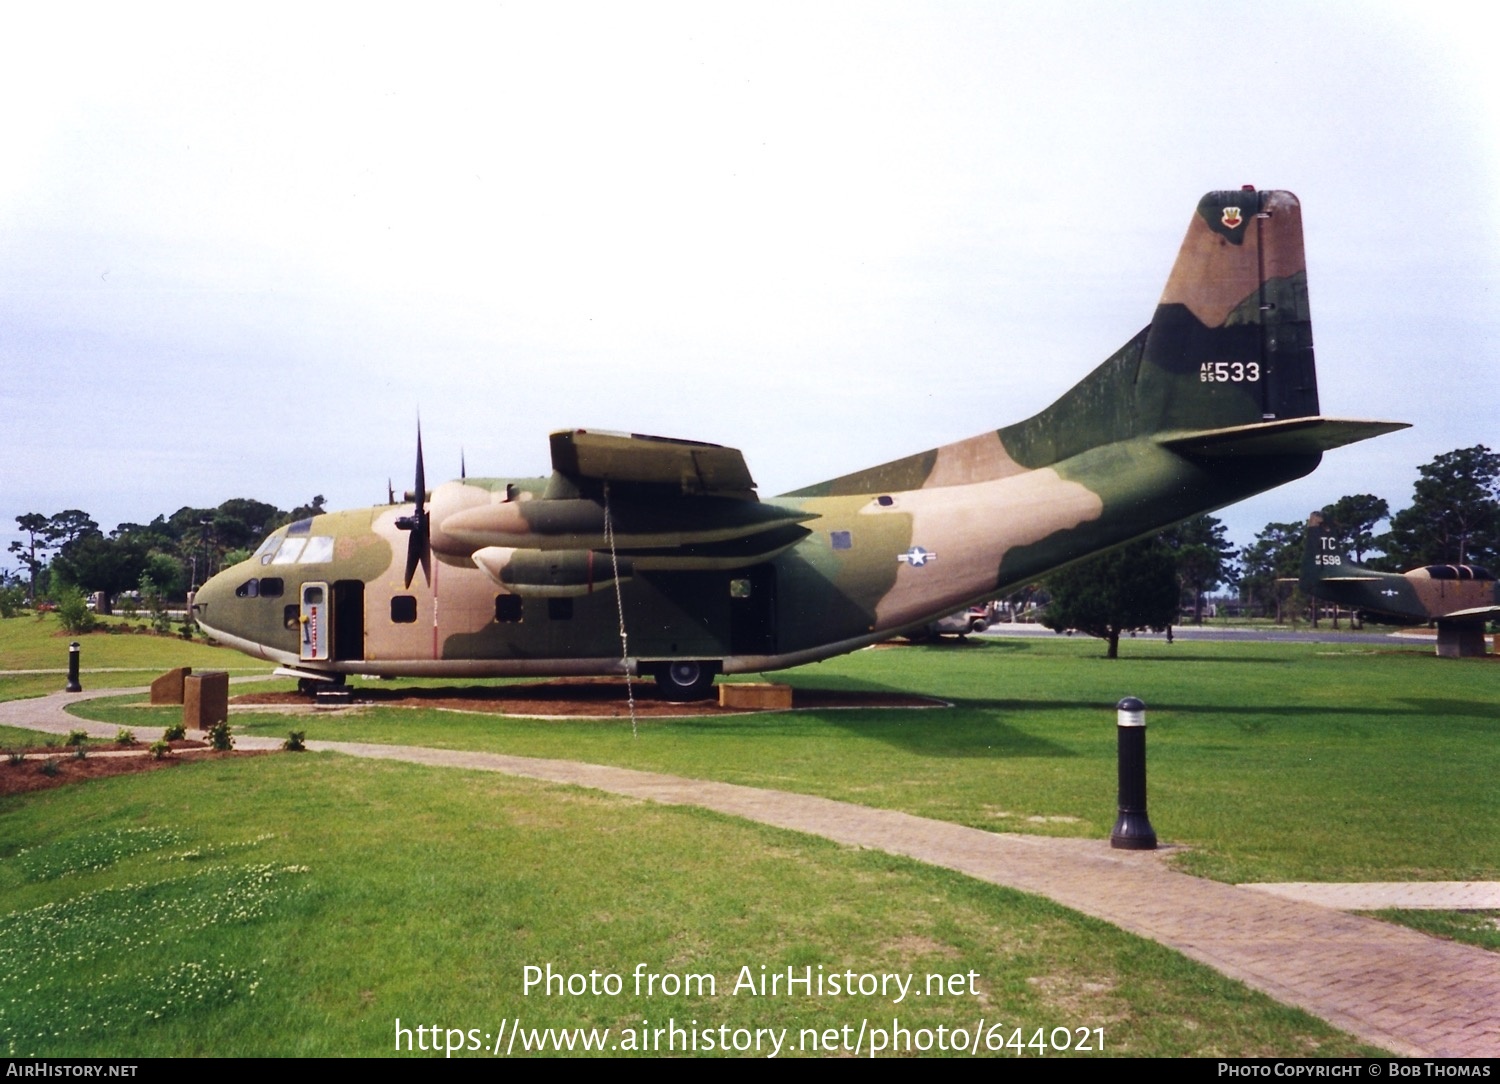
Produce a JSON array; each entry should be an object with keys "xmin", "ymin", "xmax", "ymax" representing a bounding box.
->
[
  {"xmin": 1110, "ymin": 696, "xmax": 1156, "ymax": 849},
  {"xmin": 65, "ymin": 641, "xmax": 83, "ymax": 693}
]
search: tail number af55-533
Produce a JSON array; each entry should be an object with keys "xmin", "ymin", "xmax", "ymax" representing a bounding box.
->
[{"xmin": 1199, "ymin": 361, "xmax": 1260, "ymax": 383}]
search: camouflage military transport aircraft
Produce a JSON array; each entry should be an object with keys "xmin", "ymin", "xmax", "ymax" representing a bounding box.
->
[
  {"xmin": 1300, "ymin": 512, "xmax": 1497, "ymax": 657},
  {"xmin": 195, "ymin": 189, "xmax": 1407, "ymax": 699}
]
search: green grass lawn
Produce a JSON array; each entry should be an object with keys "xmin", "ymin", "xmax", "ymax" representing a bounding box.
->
[
  {"xmin": 0, "ymin": 613, "xmax": 269, "ymax": 704},
  {"xmin": 0, "ymin": 754, "xmax": 1382, "ymax": 1057},
  {"xmin": 4, "ymin": 617, "xmax": 1496, "ymax": 1056},
  {"xmin": 72, "ymin": 636, "xmax": 1500, "ymax": 885}
]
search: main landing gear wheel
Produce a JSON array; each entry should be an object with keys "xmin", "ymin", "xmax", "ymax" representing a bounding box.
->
[
  {"xmin": 653, "ymin": 661, "xmax": 718, "ymax": 702},
  {"xmin": 296, "ymin": 675, "xmax": 346, "ymax": 697}
]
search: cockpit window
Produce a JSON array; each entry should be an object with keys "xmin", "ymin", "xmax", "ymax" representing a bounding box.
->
[
  {"xmin": 1419, "ymin": 565, "xmax": 1494, "ymax": 580},
  {"xmin": 235, "ymin": 579, "xmax": 260, "ymax": 598},
  {"xmin": 266, "ymin": 535, "xmax": 334, "ymax": 565},
  {"xmin": 255, "ymin": 533, "xmax": 283, "ymax": 564},
  {"xmin": 300, "ymin": 536, "xmax": 334, "ymax": 564},
  {"xmin": 272, "ymin": 537, "xmax": 307, "ymax": 565},
  {"xmin": 259, "ymin": 577, "xmax": 285, "ymax": 598},
  {"xmin": 287, "ymin": 518, "xmax": 314, "ymax": 535}
]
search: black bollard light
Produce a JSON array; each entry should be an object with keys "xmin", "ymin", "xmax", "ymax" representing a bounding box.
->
[
  {"xmin": 1110, "ymin": 696, "xmax": 1156, "ymax": 849},
  {"xmin": 65, "ymin": 641, "xmax": 83, "ymax": 693}
]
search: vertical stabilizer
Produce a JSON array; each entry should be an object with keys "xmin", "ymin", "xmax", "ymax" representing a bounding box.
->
[
  {"xmin": 1301, "ymin": 511, "xmax": 1361, "ymax": 587},
  {"xmin": 1141, "ymin": 189, "xmax": 1318, "ymax": 435}
]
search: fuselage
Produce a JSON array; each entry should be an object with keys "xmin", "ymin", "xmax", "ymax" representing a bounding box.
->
[{"xmin": 193, "ymin": 436, "xmax": 1320, "ymax": 679}]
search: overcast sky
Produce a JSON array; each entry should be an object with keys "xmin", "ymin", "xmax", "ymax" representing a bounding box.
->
[{"xmin": 3, "ymin": 2, "xmax": 1496, "ymax": 563}]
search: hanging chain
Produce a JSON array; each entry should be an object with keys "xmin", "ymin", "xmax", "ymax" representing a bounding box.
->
[{"xmin": 603, "ymin": 482, "xmax": 638, "ymax": 738}]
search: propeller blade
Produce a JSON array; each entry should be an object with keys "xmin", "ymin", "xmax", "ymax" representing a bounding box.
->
[
  {"xmin": 396, "ymin": 423, "xmax": 432, "ymax": 588},
  {"xmin": 413, "ymin": 427, "xmax": 426, "ymax": 509}
]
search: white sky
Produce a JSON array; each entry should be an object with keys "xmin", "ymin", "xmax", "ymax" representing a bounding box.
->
[{"xmin": 2, "ymin": 2, "xmax": 1496, "ymax": 560}]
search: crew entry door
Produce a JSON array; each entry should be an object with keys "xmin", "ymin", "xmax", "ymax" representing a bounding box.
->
[{"xmin": 300, "ymin": 582, "xmax": 330, "ymax": 661}]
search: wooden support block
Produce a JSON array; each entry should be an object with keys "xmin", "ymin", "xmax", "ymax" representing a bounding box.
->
[
  {"xmin": 183, "ymin": 671, "xmax": 230, "ymax": 729},
  {"xmin": 718, "ymin": 683, "xmax": 793, "ymax": 710},
  {"xmin": 150, "ymin": 667, "xmax": 192, "ymax": 705}
]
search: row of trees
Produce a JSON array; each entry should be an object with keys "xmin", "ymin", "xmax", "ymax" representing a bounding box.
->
[
  {"xmin": 1043, "ymin": 445, "xmax": 1500, "ymax": 654},
  {"xmin": 6, "ymin": 496, "xmax": 327, "ymax": 611}
]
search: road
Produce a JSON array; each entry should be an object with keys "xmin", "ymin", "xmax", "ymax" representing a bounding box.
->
[{"xmin": 978, "ymin": 623, "xmax": 1438, "ymax": 646}]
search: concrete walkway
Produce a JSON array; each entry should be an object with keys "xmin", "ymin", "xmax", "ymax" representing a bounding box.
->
[{"xmin": 2, "ymin": 687, "xmax": 1497, "ymax": 1057}]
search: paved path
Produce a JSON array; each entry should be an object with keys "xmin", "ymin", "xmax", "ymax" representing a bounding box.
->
[{"xmin": 3, "ymin": 688, "xmax": 1498, "ymax": 1057}]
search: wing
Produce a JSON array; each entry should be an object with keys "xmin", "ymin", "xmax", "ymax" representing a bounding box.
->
[{"xmin": 550, "ymin": 429, "xmax": 756, "ymax": 498}]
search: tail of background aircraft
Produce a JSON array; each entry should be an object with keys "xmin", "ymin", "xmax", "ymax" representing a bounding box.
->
[
  {"xmin": 1300, "ymin": 511, "xmax": 1369, "ymax": 587},
  {"xmin": 793, "ymin": 189, "xmax": 1403, "ymax": 498}
]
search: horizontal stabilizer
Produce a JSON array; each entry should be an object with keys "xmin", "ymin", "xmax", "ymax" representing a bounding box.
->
[
  {"xmin": 551, "ymin": 429, "xmax": 756, "ymax": 496},
  {"xmin": 1441, "ymin": 606, "xmax": 1500, "ymax": 621},
  {"xmin": 1158, "ymin": 417, "xmax": 1409, "ymax": 457}
]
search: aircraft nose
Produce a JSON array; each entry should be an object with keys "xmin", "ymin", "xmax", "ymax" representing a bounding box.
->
[{"xmin": 192, "ymin": 568, "xmax": 233, "ymax": 629}]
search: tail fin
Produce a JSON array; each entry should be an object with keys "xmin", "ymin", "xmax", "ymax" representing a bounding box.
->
[
  {"xmin": 1296, "ymin": 509, "xmax": 1374, "ymax": 590},
  {"xmin": 1301, "ymin": 511, "xmax": 1365, "ymax": 586},
  {"xmin": 788, "ymin": 190, "xmax": 1404, "ymax": 497},
  {"xmin": 1000, "ymin": 189, "xmax": 1403, "ymax": 471},
  {"xmin": 1144, "ymin": 189, "xmax": 1316, "ymax": 433}
]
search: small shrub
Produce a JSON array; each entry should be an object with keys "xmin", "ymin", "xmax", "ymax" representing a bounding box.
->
[
  {"xmin": 163, "ymin": 722, "xmax": 186, "ymax": 741},
  {"xmin": 283, "ymin": 730, "xmax": 306, "ymax": 752},
  {"xmin": 209, "ymin": 722, "xmax": 234, "ymax": 751},
  {"xmin": 73, "ymin": 744, "xmax": 88, "ymax": 761},
  {"xmin": 0, "ymin": 583, "xmax": 26, "ymax": 618},
  {"xmin": 65, "ymin": 729, "xmax": 89, "ymax": 747},
  {"xmin": 54, "ymin": 586, "xmax": 96, "ymax": 634},
  {"xmin": 178, "ymin": 622, "xmax": 194, "ymax": 640},
  {"xmin": 39, "ymin": 758, "xmax": 61, "ymax": 777},
  {"xmin": 6, "ymin": 749, "xmax": 23, "ymax": 766},
  {"xmin": 149, "ymin": 740, "xmax": 172, "ymax": 760},
  {"xmin": 115, "ymin": 727, "xmax": 137, "ymax": 746}
]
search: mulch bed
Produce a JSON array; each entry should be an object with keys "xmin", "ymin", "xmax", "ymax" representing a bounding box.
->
[
  {"xmin": 231, "ymin": 677, "xmax": 945, "ymax": 718},
  {"xmin": 0, "ymin": 745, "xmax": 268, "ymax": 798}
]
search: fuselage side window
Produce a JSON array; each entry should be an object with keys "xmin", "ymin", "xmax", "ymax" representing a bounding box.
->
[
  {"xmin": 391, "ymin": 596, "xmax": 418, "ymax": 623},
  {"xmin": 495, "ymin": 595, "xmax": 522, "ymax": 623},
  {"xmin": 259, "ymin": 577, "xmax": 285, "ymax": 598}
]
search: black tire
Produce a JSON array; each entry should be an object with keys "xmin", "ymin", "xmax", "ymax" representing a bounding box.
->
[
  {"xmin": 653, "ymin": 660, "xmax": 718, "ymax": 701},
  {"xmin": 296, "ymin": 674, "xmax": 345, "ymax": 696}
]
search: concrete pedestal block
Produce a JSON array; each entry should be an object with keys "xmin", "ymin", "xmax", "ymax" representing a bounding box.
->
[
  {"xmin": 183, "ymin": 671, "xmax": 229, "ymax": 729},
  {"xmin": 150, "ymin": 667, "xmax": 192, "ymax": 705},
  {"xmin": 718, "ymin": 683, "xmax": 793, "ymax": 710},
  {"xmin": 1436, "ymin": 621, "xmax": 1486, "ymax": 659}
]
